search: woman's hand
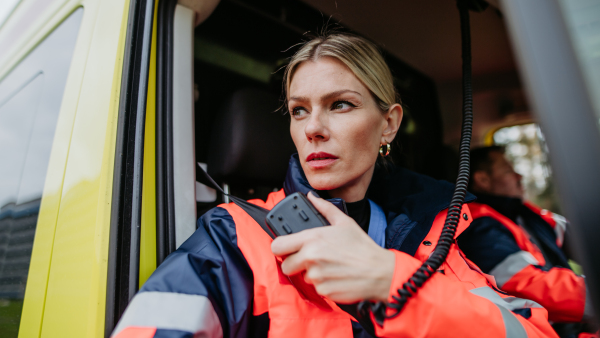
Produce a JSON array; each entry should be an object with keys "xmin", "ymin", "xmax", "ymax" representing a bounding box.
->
[{"xmin": 271, "ymin": 192, "xmax": 395, "ymax": 304}]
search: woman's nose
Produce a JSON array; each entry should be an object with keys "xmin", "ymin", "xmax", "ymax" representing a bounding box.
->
[{"xmin": 304, "ymin": 110, "xmax": 329, "ymax": 142}]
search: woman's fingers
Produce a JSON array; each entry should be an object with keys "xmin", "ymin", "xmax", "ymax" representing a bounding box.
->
[
  {"xmin": 271, "ymin": 233, "xmax": 304, "ymax": 257},
  {"xmin": 271, "ymin": 226, "xmax": 321, "ymax": 257},
  {"xmin": 270, "ymin": 204, "xmax": 396, "ymax": 302},
  {"xmin": 280, "ymin": 250, "xmax": 309, "ymax": 276},
  {"xmin": 270, "ymin": 192, "xmax": 394, "ymax": 302},
  {"xmin": 273, "ymin": 226, "xmax": 328, "ymax": 274},
  {"xmin": 307, "ymin": 191, "xmax": 347, "ymax": 225}
]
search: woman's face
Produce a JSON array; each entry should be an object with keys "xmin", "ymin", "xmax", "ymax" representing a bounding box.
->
[{"xmin": 288, "ymin": 57, "xmax": 402, "ymax": 202}]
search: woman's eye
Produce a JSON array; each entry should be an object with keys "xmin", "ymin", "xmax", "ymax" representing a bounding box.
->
[
  {"xmin": 331, "ymin": 101, "xmax": 355, "ymax": 111},
  {"xmin": 290, "ymin": 106, "xmax": 308, "ymax": 117}
]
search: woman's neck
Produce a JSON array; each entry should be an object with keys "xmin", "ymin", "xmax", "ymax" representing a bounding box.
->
[{"xmin": 327, "ymin": 165, "xmax": 375, "ymax": 202}]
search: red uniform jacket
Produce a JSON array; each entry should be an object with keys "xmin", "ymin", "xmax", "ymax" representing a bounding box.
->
[
  {"xmin": 112, "ymin": 155, "xmax": 557, "ymax": 337},
  {"xmin": 459, "ymin": 196, "xmax": 590, "ymax": 323}
]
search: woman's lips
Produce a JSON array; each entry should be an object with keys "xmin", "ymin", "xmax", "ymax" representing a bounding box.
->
[{"xmin": 306, "ymin": 152, "xmax": 338, "ymax": 169}]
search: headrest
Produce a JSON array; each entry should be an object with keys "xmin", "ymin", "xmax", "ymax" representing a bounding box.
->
[{"xmin": 207, "ymin": 88, "xmax": 296, "ymax": 186}]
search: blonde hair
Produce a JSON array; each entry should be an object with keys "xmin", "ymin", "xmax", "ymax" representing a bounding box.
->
[{"xmin": 283, "ymin": 33, "xmax": 400, "ymax": 112}]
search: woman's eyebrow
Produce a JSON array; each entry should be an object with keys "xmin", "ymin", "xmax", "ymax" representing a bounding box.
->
[
  {"xmin": 289, "ymin": 96, "xmax": 309, "ymax": 103},
  {"xmin": 289, "ymin": 90, "xmax": 361, "ymax": 103},
  {"xmin": 321, "ymin": 90, "xmax": 362, "ymax": 101}
]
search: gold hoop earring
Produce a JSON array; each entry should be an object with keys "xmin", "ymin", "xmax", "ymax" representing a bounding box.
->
[{"xmin": 379, "ymin": 143, "xmax": 391, "ymax": 157}]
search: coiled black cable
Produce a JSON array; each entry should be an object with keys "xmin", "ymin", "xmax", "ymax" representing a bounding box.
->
[{"xmin": 358, "ymin": 0, "xmax": 474, "ymax": 326}]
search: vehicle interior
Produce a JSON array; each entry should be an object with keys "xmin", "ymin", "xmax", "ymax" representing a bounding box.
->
[
  {"xmin": 129, "ymin": 0, "xmax": 584, "ymax": 321},
  {"xmin": 143, "ymin": 0, "xmax": 587, "ymax": 269},
  {"xmin": 116, "ymin": 0, "xmax": 600, "ymax": 332},
  {"xmin": 191, "ymin": 0, "xmax": 453, "ymax": 217},
  {"xmin": 139, "ymin": 0, "xmax": 598, "ymax": 332},
  {"xmin": 106, "ymin": 0, "xmax": 600, "ymax": 330},
  {"xmin": 169, "ymin": 0, "xmax": 538, "ymax": 249}
]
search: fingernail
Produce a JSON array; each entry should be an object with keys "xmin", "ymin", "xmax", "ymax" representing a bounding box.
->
[{"xmin": 309, "ymin": 191, "xmax": 321, "ymax": 198}]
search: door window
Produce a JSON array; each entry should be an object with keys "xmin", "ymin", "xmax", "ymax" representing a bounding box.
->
[
  {"xmin": 492, "ymin": 123, "xmax": 561, "ymax": 212},
  {"xmin": 557, "ymin": 0, "xmax": 600, "ymax": 122},
  {"xmin": 0, "ymin": 0, "xmax": 21, "ymax": 28},
  {"xmin": 0, "ymin": 9, "xmax": 82, "ymax": 336}
]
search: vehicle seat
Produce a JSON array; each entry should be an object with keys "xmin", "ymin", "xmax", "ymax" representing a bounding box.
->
[{"xmin": 197, "ymin": 87, "xmax": 296, "ymax": 216}]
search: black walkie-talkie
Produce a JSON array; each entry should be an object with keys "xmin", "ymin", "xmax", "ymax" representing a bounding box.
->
[{"xmin": 265, "ymin": 192, "xmax": 329, "ymax": 237}]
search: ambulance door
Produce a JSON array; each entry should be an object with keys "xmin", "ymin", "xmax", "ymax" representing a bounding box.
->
[
  {"xmin": 0, "ymin": 8, "xmax": 83, "ymax": 337},
  {"xmin": 0, "ymin": 0, "xmax": 156, "ymax": 336}
]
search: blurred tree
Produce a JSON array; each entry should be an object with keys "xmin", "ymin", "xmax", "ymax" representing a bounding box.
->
[{"xmin": 493, "ymin": 123, "xmax": 562, "ymax": 213}]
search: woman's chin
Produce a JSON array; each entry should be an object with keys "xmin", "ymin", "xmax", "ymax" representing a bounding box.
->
[{"xmin": 306, "ymin": 174, "xmax": 344, "ymax": 192}]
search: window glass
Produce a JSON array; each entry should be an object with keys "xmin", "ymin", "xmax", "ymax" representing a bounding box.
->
[
  {"xmin": 493, "ymin": 123, "xmax": 561, "ymax": 212},
  {"xmin": 0, "ymin": 9, "xmax": 82, "ymax": 336},
  {"xmin": 0, "ymin": 0, "xmax": 21, "ymax": 28},
  {"xmin": 557, "ymin": 0, "xmax": 600, "ymax": 123}
]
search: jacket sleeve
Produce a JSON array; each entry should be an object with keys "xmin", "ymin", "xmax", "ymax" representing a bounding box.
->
[
  {"xmin": 458, "ymin": 216, "xmax": 589, "ymax": 323},
  {"xmin": 111, "ymin": 207, "xmax": 265, "ymax": 338},
  {"xmin": 374, "ymin": 250, "xmax": 559, "ymax": 338}
]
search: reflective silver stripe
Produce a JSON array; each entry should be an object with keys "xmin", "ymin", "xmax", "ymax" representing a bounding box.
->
[
  {"xmin": 490, "ymin": 251, "xmax": 539, "ymax": 287},
  {"xmin": 497, "ymin": 303, "xmax": 529, "ymax": 338},
  {"xmin": 584, "ymin": 281, "xmax": 595, "ymax": 319},
  {"xmin": 470, "ymin": 287, "xmax": 535, "ymax": 338},
  {"xmin": 111, "ymin": 292, "xmax": 223, "ymax": 338},
  {"xmin": 551, "ymin": 213, "xmax": 567, "ymax": 247},
  {"xmin": 470, "ymin": 286, "xmax": 543, "ymax": 311}
]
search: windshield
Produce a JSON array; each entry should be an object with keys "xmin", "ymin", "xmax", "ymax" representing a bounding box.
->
[{"xmin": 557, "ymin": 0, "xmax": 600, "ymax": 124}]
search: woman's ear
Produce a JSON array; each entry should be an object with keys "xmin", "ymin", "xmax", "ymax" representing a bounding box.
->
[{"xmin": 381, "ymin": 103, "xmax": 403, "ymax": 144}]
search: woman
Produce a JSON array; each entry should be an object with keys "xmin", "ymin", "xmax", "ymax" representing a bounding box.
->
[{"xmin": 113, "ymin": 33, "xmax": 557, "ymax": 338}]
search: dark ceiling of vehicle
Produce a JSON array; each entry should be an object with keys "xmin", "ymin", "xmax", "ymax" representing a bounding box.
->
[
  {"xmin": 299, "ymin": 0, "xmax": 517, "ymax": 85},
  {"xmin": 297, "ymin": 0, "xmax": 531, "ymax": 148}
]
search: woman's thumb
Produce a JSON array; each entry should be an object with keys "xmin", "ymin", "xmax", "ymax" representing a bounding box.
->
[{"xmin": 307, "ymin": 191, "xmax": 344, "ymax": 224}]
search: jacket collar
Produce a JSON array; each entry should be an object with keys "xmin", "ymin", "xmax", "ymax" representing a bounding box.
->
[
  {"xmin": 474, "ymin": 193, "xmax": 570, "ymax": 267},
  {"xmin": 473, "ymin": 193, "xmax": 523, "ymax": 222},
  {"xmin": 283, "ymin": 154, "xmax": 348, "ymax": 213},
  {"xmin": 282, "ymin": 154, "xmax": 476, "ymax": 255}
]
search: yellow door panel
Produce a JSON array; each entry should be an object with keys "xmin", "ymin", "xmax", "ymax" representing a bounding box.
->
[
  {"xmin": 38, "ymin": 0, "xmax": 131, "ymax": 335},
  {"xmin": 14, "ymin": 2, "xmax": 95, "ymax": 337},
  {"xmin": 11, "ymin": 0, "xmax": 131, "ymax": 337},
  {"xmin": 139, "ymin": 0, "xmax": 159, "ymax": 288}
]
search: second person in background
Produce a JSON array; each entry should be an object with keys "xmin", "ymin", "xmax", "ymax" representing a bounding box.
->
[{"xmin": 458, "ymin": 146, "xmax": 595, "ymax": 337}]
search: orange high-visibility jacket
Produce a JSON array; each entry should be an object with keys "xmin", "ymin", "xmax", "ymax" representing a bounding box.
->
[
  {"xmin": 113, "ymin": 155, "xmax": 557, "ymax": 337},
  {"xmin": 459, "ymin": 199, "xmax": 590, "ymax": 323}
]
